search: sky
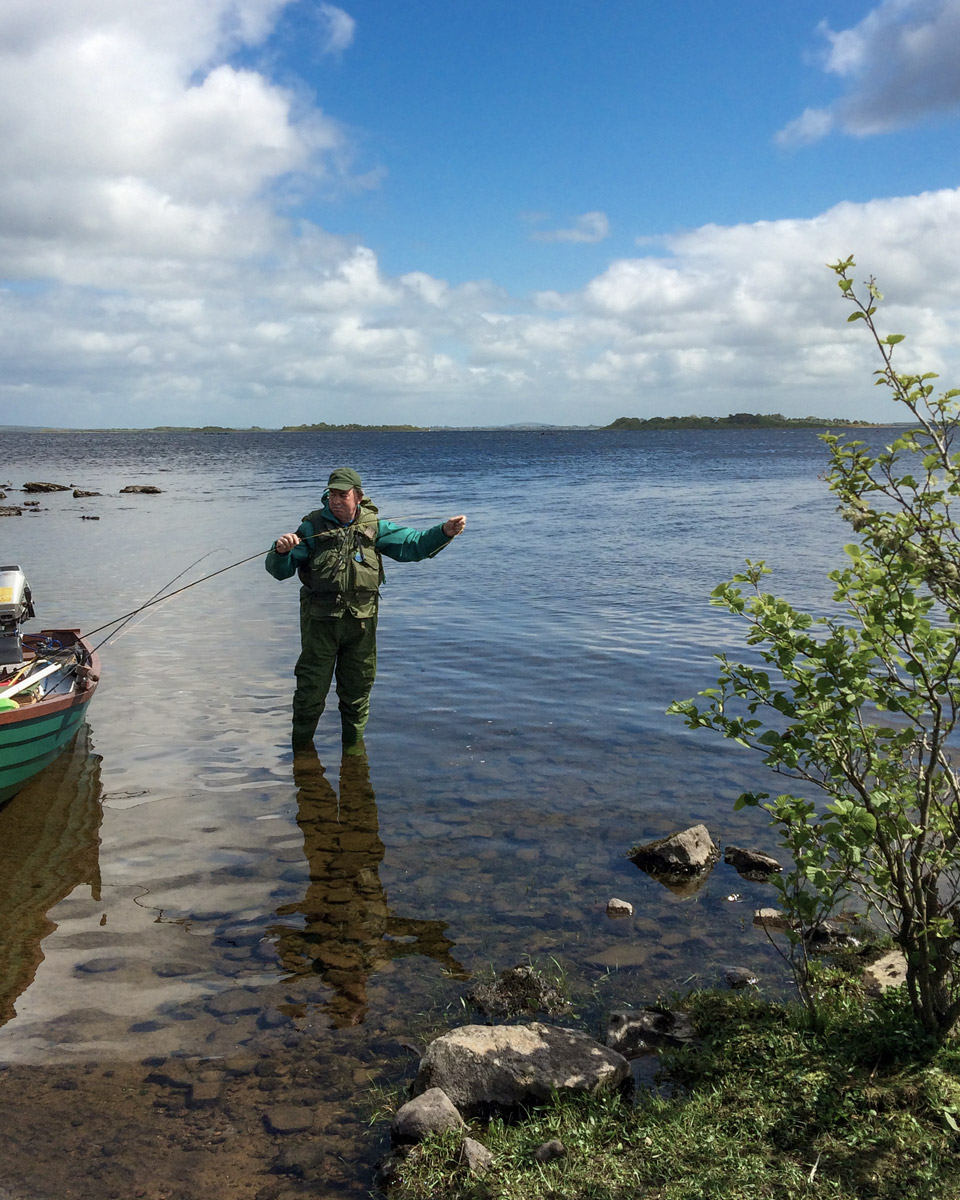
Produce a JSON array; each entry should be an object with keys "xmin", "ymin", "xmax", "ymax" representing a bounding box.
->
[{"xmin": 3, "ymin": 0, "xmax": 960, "ymax": 428}]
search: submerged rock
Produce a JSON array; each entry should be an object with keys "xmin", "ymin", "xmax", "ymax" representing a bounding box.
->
[
  {"xmin": 805, "ymin": 916, "xmax": 862, "ymax": 949},
  {"xmin": 725, "ymin": 966, "xmax": 760, "ymax": 989},
  {"xmin": 414, "ymin": 1023, "xmax": 630, "ymax": 1116},
  {"xmin": 73, "ymin": 489, "xmax": 100, "ymax": 498},
  {"xmin": 724, "ymin": 845, "xmax": 783, "ymax": 881},
  {"xmin": 753, "ymin": 909, "xmax": 863, "ymax": 948},
  {"xmin": 120, "ymin": 485, "xmax": 163, "ymax": 494},
  {"xmin": 606, "ymin": 1008, "xmax": 696, "ymax": 1056},
  {"xmin": 753, "ymin": 908, "xmax": 794, "ymax": 933},
  {"xmin": 0, "ymin": 506, "xmax": 23, "ymax": 517}
]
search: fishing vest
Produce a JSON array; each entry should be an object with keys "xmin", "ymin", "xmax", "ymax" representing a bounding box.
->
[{"xmin": 297, "ymin": 498, "xmax": 385, "ymax": 618}]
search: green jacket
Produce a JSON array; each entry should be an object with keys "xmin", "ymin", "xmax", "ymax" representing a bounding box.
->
[{"xmin": 265, "ymin": 494, "xmax": 453, "ymax": 618}]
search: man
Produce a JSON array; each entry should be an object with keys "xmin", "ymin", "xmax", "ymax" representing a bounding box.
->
[{"xmin": 266, "ymin": 467, "xmax": 466, "ymax": 751}]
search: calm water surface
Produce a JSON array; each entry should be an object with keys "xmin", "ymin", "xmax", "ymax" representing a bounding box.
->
[{"xmin": 0, "ymin": 427, "xmax": 894, "ymax": 1196}]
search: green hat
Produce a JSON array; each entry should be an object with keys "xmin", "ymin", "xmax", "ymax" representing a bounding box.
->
[{"xmin": 326, "ymin": 467, "xmax": 363, "ymax": 492}]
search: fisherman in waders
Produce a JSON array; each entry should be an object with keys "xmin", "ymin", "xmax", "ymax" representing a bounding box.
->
[{"xmin": 266, "ymin": 467, "xmax": 466, "ymax": 752}]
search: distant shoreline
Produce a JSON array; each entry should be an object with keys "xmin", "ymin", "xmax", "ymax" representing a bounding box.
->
[{"xmin": 2, "ymin": 416, "xmax": 907, "ymax": 434}]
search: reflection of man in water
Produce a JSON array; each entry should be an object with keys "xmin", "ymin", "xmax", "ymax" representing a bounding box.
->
[{"xmin": 273, "ymin": 746, "xmax": 462, "ymax": 1027}]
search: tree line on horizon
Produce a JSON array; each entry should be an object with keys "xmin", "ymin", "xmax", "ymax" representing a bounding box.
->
[{"xmin": 606, "ymin": 412, "xmax": 872, "ymax": 430}]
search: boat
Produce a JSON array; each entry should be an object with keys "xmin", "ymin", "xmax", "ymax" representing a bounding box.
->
[{"xmin": 0, "ymin": 566, "xmax": 101, "ymax": 806}]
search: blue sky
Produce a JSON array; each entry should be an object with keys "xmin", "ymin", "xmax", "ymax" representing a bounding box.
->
[
  {"xmin": 2, "ymin": 0, "xmax": 960, "ymax": 427},
  {"xmin": 282, "ymin": 2, "xmax": 946, "ymax": 287}
]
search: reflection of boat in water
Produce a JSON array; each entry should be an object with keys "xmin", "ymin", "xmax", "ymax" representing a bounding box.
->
[
  {"xmin": 0, "ymin": 567, "xmax": 101, "ymax": 805},
  {"xmin": 0, "ymin": 723, "xmax": 103, "ymax": 1027},
  {"xmin": 272, "ymin": 747, "xmax": 463, "ymax": 1027}
]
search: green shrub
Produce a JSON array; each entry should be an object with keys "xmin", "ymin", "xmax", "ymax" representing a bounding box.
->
[{"xmin": 670, "ymin": 259, "xmax": 960, "ymax": 1042}]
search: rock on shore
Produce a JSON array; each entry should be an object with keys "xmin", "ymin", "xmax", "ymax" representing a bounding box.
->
[{"xmin": 413, "ymin": 1023, "xmax": 630, "ymax": 1116}]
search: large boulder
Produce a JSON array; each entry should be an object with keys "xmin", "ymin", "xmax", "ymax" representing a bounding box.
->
[
  {"xmin": 629, "ymin": 823, "xmax": 719, "ymax": 880},
  {"xmin": 22, "ymin": 481, "xmax": 70, "ymax": 493},
  {"xmin": 414, "ymin": 1023, "xmax": 630, "ymax": 1116}
]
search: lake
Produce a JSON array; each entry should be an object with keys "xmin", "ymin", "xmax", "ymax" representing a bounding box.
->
[{"xmin": 0, "ymin": 426, "xmax": 889, "ymax": 1197}]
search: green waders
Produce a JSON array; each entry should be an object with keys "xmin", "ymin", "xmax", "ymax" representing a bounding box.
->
[{"xmin": 292, "ymin": 602, "xmax": 378, "ymax": 749}]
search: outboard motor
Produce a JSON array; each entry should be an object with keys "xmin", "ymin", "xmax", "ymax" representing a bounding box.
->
[{"xmin": 0, "ymin": 565, "xmax": 35, "ymax": 669}]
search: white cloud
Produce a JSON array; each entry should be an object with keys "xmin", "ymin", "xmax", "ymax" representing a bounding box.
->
[
  {"xmin": 297, "ymin": 247, "xmax": 401, "ymax": 311},
  {"xmin": 778, "ymin": 0, "xmax": 960, "ymax": 143},
  {"xmin": 0, "ymin": 0, "xmax": 349, "ymax": 283},
  {"xmin": 583, "ymin": 259, "xmax": 708, "ymax": 316},
  {"xmin": 6, "ymin": 186, "xmax": 960, "ymax": 428},
  {"xmin": 530, "ymin": 211, "xmax": 610, "ymax": 244},
  {"xmin": 3, "ymin": 3, "xmax": 960, "ymax": 428},
  {"xmin": 317, "ymin": 3, "xmax": 356, "ymax": 54},
  {"xmin": 775, "ymin": 107, "xmax": 834, "ymax": 148}
]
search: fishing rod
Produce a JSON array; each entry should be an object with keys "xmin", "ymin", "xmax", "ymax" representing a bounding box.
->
[
  {"xmin": 83, "ymin": 545, "xmax": 281, "ymax": 641},
  {"xmin": 3, "ymin": 549, "xmax": 226, "ymax": 701},
  {"xmin": 89, "ymin": 549, "xmax": 217, "ymax": 653},
  {"xmin": 2, "ymin": 546, "xmax": 234, "ymax": 704},
  {"xmin": 6, "ymin": 528, "xmax": 343, "ymax": 699},
  {"xmin": 81, "ymin": 515, "xmax": 413, "ymax": 643},
  {"xmin": 5, "ymin": 511, "xmax": 460, "ymax": 703}
]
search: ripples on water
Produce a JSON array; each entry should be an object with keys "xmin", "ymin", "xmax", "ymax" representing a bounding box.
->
[{"xmin": 0, "ymin": 426, "xmax": 899, "ymax": 1196}]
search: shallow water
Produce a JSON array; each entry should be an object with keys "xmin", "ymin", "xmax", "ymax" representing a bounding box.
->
[{"xmin": 0, "ymin": 426, "xmax": 894, "ymax": 1197}]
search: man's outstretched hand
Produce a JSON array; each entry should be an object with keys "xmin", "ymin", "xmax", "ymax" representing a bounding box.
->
[{"xmin": 443, "ymin": 515, "xmax": 467, "ymax": 537}]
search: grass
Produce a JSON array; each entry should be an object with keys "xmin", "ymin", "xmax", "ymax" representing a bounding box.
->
[{"xmin": 382, "ymin": 970, "xmax": 960, "ymax": 1200}]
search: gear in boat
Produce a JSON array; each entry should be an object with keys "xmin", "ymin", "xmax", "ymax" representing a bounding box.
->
[{"xmin": 0, "ymin": 565, "xmax": 101, "ymax": 805}]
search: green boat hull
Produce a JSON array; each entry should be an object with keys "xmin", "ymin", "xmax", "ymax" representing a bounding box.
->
[{"xmin": 0, "ymin": 697, "xmax": 95, "ymax": 805}]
